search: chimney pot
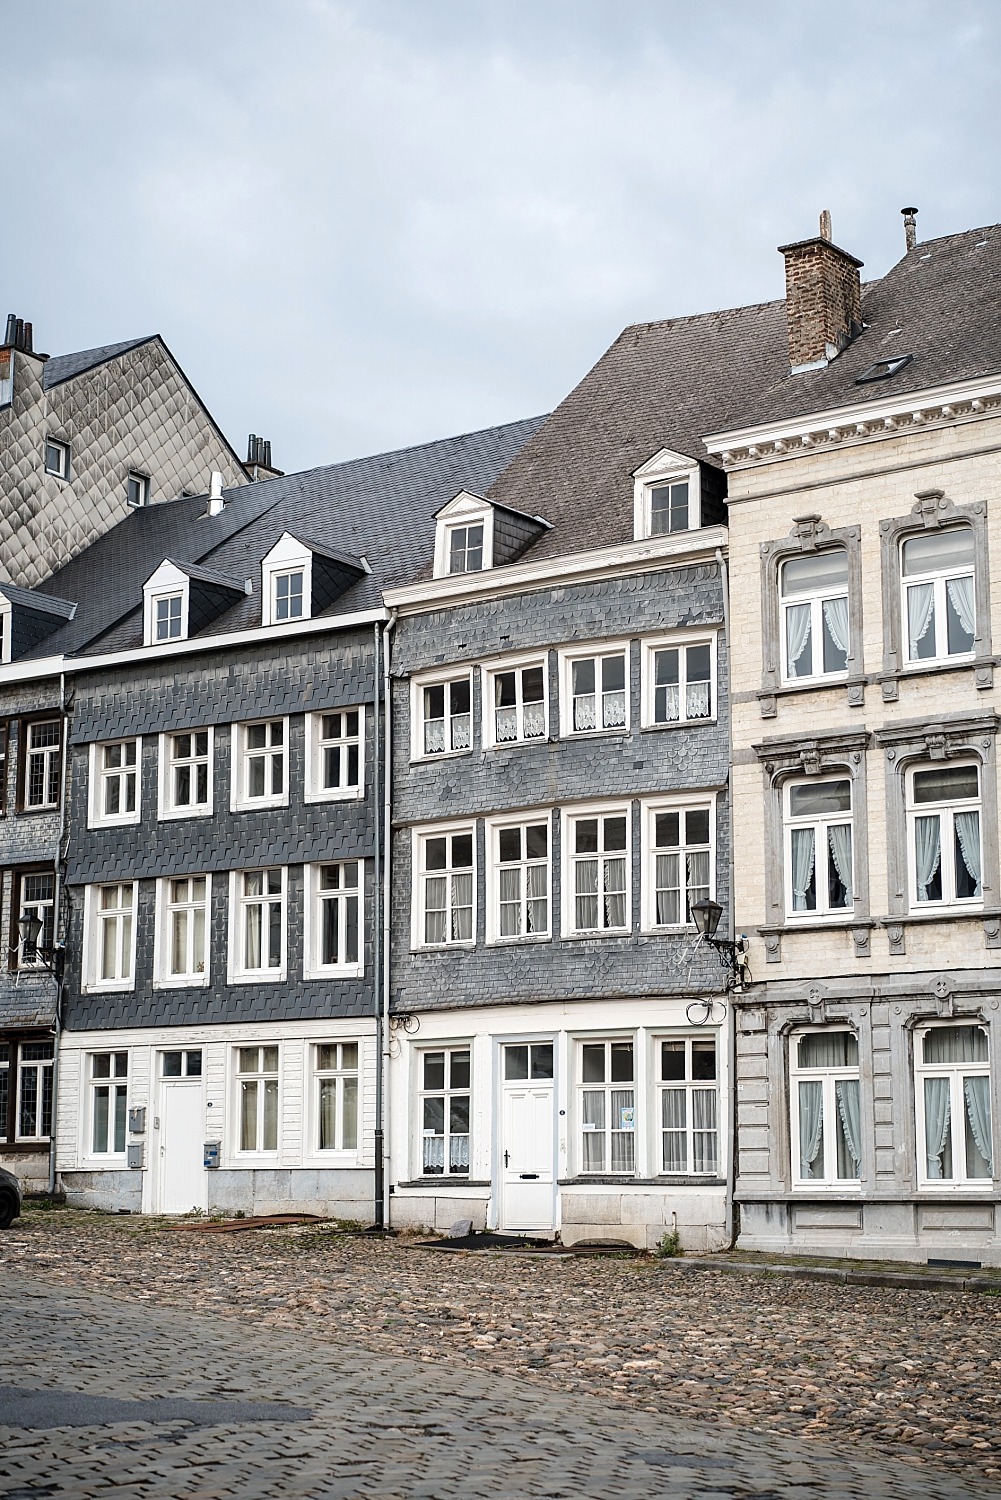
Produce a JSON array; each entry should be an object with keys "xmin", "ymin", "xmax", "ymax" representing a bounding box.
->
[
  {"xmin": 901, "ymin": 206, "xmax": 918, "ymax": 252},
  {"xmin": 207, "ymin": 471, "xmax": 226, "ymax": 516},
  {"xmin": 778, "ymin": 218, "xmax": 864, "ymax": 372}
]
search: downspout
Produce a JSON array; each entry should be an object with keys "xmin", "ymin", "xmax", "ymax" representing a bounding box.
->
[
  {"xmin": 48, "ymin": 672, "xmax": 69, "ymax": 1197},
  {"xmin": 716, "ymin": 546, "xmax": 738, "ymax": 1250},
  {"xmin": 381, "ymin": 611, "xmax": 397, "ymax": 1228},
  {"xmin": 372, "ymin": 623, "xmax": 384, "ymax": 1227}
]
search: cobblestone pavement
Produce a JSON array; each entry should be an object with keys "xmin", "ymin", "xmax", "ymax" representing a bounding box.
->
[{"xmin": 0, "ymin": 1208, "xmax": 999, "ymax": 1499}]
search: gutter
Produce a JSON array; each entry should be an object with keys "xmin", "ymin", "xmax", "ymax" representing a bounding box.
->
[
  {"xmin": 372, "ymin": 621, "xmax": 384, "ymax": 1228},
  {"xmin": 379, "ymin": 610, "xmax": 397, "ymax": 1229},
  {"xmin": 716, "ymin": 546, "xmax": 738, "ymax": 1251},
  {"xmin": 48, "ymin": 671, "xmax": 69, "ymax": 1198}
]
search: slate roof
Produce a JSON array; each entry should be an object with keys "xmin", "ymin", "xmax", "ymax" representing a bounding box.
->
[
  {"xmin": 42, "ymin": 337, "xmax": 154, "ymax": 388},
  {"xmin": 0, "ymin": 583, "xmax": 76, "ymax": 617},
  {"xmin": 486, "ymin": 223, "xmax": 1001, "ymax": 563},
  {"xmin": 31, "ymin": 416, "xmax": 545, "ymax": 658}
]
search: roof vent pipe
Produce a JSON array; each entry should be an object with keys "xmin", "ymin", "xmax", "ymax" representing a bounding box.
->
[
  {"xmin": 901, "ymin": 207, "xmax": 919, "ymax": 252},
  {"xmin": 207, "ymin": 471, "xmax": 225, "ymax": 517}
]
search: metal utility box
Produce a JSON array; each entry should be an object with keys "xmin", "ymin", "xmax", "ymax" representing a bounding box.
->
[
  {"xmin": 126, "ymin": 1143, "xmax": 144, "ymax": 1169},
  {"xmin": 128, "ymin": 1106, "xmax": 146, "ymax": 1135},
  {"xmin": 203, "ymin": 1141, "xmax": 221, "ymax": 1169}
]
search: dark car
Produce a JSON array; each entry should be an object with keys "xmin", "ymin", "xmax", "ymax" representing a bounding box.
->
[{"xmin": 0, "ymin": 1166, "xmax": 22, "ymax": 1228}]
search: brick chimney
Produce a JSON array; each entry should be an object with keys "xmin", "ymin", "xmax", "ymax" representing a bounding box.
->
[{"xmin": 778, "ymin": 212, "xmax": 864, "ymax": 373}]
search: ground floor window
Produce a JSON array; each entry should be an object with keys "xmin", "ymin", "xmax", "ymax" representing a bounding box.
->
[
  {"xmin": 580, "ymin": 1039, "xmax": 635, "ymax": 1173},
  {"xmin": 419, "ymin": 1047, "xmax": 470, "ymax": 1175},
  {"xmin": 790, "ymin": 1030, "xmax": 862, "ymax": 1183},
  {"xmin": 0, "ymin": 1037, "xmax": 54, "ymax": 1143},
  {"xmin": 315, "ymin": 1042, "xmax": 359, "ymax": 1151},
  {"xmin": 658, "ymin": 1037, "xmax": 718, "ymax": 1173},
  {"xmin": 916, "ymin": 1024, "xmax": 992, "ymax": 1184},
  {"xmin": 90, "ymin": 1052, "xmax": 128, "ymax": 1155},
  {"xmin": 236, "ymin": 1046, "xmax": 279, "ymax": 1153}
]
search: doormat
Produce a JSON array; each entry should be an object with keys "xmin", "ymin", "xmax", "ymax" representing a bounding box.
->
[{"xmin": 169, "ymin": 1214, "xmax": 325, "ymax": 1233}]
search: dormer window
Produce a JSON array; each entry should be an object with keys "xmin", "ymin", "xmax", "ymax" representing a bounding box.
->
[
  {"xmin": 44, "ymin": 438, "xmax": 70, "ymax": 479},
  {"xmin": 155, "ymin": 594, "xmax": 183, "ymax": 641},
  {"xmin": 126, "ymin": 471, "xmax": 150, "ymax": 508},
  {"xmin": 273, "ymin": 569, "xmax": 304, "ymax": 621},
  {"xmin": 632, "ymin": 450, "xmax": 703, "ymax": 541},
  {"xmin": 448, "ymin": 524, "xmax": 484, "ymax": 575},
  {"xmin": 143, "ymin": 562, "xmax": 190, "ymax": 646}
]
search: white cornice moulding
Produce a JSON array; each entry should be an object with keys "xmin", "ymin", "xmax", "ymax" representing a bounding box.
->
[
  {"xmin": 384, "ymin": 527, "xmax": 728, "ymax": 614},
  {"xmin": 704, "ymin": 373, "xmax": 1001, "ymax": 470},
  {"xmin": 0, "ymin": 606, "xmax": 390, "ymax": 687}
]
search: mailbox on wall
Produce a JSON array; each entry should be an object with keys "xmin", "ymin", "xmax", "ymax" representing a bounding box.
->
[
  {"xmin": 128, "ymin": 1106, "xmax": 146, "ymax": 1135},
  {"xmin": 203, "ymin": 1141, "xmax": 220, "ymax": 1169},
  {"xmin": 127, "ymin": 1143, "xmax": 144, "ymax": 1169}
]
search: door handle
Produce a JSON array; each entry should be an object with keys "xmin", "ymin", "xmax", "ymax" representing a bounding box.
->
[
  {"xmin": 519, "ymin": 1173, "xmax": 539, "ymax": 1180},
  {"xmin": 503, "ymin": 1150, "xmax": 510, "ymax": 1168}
]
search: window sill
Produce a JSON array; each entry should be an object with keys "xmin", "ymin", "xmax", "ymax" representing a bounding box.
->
[
  {"xmin": 226, "ymin": 1155, "xmax": 281, "ymax": 1167},
  {"xmin": 560, "ymin": 1175, "xmax": 723, "ymax": 1187},
  {"xmin": 82, "ymin": 981, "xmax": 136, "ymax": 995},
  {"xmin": 397, "ymin": 1178, "xmax": 488, "ymax": 1189},
  {"xmin": 303, "ymin": 788, "xmax": 365, "ymax": 805},
  {"xmin": 559, "ymin": 728, "xmax": 630, "ymax": 742},
  {"xmin": 639, "ymin": 719, "xmax": 718, "ymax": 733},
  {"xmin": 227, "ymin": 971, "xmax": 288, "ymax": 985},
  {"xmin": 561, "ymin": 930, "xmax": 631, "ymax": 942},
  {"xmin": 153, "ymin": 975, "xmax": 211, "ymax": 990},
  {"xmin": 880, "ymin": 653, "xmax": 992, "ymax": 702},
  {"xmin": 304, "ymin": 966, "xmax": 364, "ymax": 982},
  {"xmin": 485, "ymin": 935, "xmax": 551, "ymax": 949},
  {"xmin": 411, "ymin": 943, "xmax": 476, "ymax": 954},
  {"xmin": 231, "ymin": 799, "xmax": 290, "ymax": 815},
  {"xmin": 758, "ymin": 918, "xmax": 876, "ymax": 963},
  {"xmin": 410, "ymin": 749, "xmax": 473, "ymax": 765},
  {"xmin": 484, "ymin": 739, "xmax": 553, "ymax": 753},
  {"xmin": 159, "ymin": 806, "xmax": 213, "ymax": 822},
  {"xmin": 758, "ymin": 674, "xmax": 865, "ymax": 718},
  {"xmin": 89, "ymin": 816, "xmax": 142, "ymax": 831},
  {"xmin": 0, "ymin": 1139, "xmax": 52, "ymax": 1155},
  {"xmin": 18, "ymin": 805, "xmax": 61, "ymax": 816}
]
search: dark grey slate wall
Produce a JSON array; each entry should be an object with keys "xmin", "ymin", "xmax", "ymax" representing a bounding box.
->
[
  {"xmin": 390, "ymin": 565, "xmax": 730, "ymax": 1012},
  {"xmin": 61, "ymin": 627, "xmax": 381, "ymax": 1032}
]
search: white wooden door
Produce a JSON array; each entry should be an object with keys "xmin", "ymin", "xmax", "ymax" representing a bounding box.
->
[
  {"xmin": 158, "ymin": 1079, "xmax": 206, "ymax": 1214},
  {"xmin": 499, "ymin": 1042, "xmax": 555, "ymax": 1233}
]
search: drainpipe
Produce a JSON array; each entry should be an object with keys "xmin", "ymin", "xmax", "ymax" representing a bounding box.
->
[
  {"xmin": 379, "ymin": 611, "xmax": 397, "ymax": 1228},
  {"xmin": 372, "ymin": 623, "xmax": 384, "ymax": 1228},
  {"xmin": 48, "ymin": 673, "xmax": 69, "ymax": 1197},
  {"xmin": 716, "ymin": 546, "xmax": 738, "ymax": 1250}
]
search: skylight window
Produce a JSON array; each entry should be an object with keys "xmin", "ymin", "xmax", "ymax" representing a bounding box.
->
[{"xmin": 855, "ymin": 354, "xmax": 914, "ymax": 385}]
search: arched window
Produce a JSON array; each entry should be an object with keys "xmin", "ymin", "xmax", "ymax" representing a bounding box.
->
[
  {"xmin": 901, "ymin": 525, "xmax": 975, "ymax": 664},
  {"xmin": 780, "ymin": 548, "xmax": 849, "ymax": 682}
]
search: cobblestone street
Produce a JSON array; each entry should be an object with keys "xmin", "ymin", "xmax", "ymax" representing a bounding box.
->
[{"xmin": 2, "ymin": 1207, "xmax": 1000, "ymax": 1498}]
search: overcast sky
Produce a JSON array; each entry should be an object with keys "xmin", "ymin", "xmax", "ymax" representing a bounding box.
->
[{"xmin": 4, "ymin": 0, "xmax": 1000, "ymax": 473}]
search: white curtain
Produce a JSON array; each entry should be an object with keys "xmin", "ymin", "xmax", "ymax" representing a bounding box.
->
[
  {"xmin": 907, "ymin": 582, "xmax": 936, "ymax": 658},
  {"xmin": 686, "ymin": 681, "xmax": 711, "ymax": 719},
  {"xmin": 836, "ymin": 1078, "xmax": 863, "ymax": 1176},
  {"xmin": 914, "ymin": 815, "xmax": 942, "ymax": 902},
  {"xmin": 946, "ymin": 575, "xmax": 976, "ymax": 637},
  {"xmin": 790, "ymin": 828, "xmax": 816, "ymax": 910},
  {"xmin": 827, "ymin": 824, "xmax": 853, "ymax": 905},
  {"xmin": 785, "ymin": 604, "xmax": 812, "ymax": 678},
  {"xmin": 692, "ymin": 1087, "xmax": 718, "ymax": 1175},
  {"xmin": 798, "ymin": 1080, "xmax": 824, "ymax": 1177},
  {"xmin": 924, "ymin": 1076, "xmax": 952, "ymax": 1179},
  {"xmin": 954, "ymin": 810, "xmax": 982, "ymax": 895},
  {"xmin": 924, "ymin": 1026, "xmax": 988, "ymax": 1064},
  {"xmin": 964, "ymin": 1077, "xmax": 993, "ymax": 1173},
  {"xmin": 823, "ymin": 595, "xmax": 850, "ymax": 656}
]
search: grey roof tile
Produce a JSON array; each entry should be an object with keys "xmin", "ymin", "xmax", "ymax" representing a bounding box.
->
[{"xmin": 42, "ymin": 337, "xmax": 155, "ymax": 388}]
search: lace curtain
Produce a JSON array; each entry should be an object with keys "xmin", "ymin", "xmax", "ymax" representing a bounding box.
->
[
  {"xmin": 827, "ymin": 824, "xmax": 853, "ymax": 904},
  {"xmin": 798, "ymin": 1080, "xmax": 824, "ymax": 1177},
  {"xmin": 946, "ymin": 574, "xmax": 975, "ymax": 638},
  {"xmin": 790, "ymin": 828, "xmax": 816, "ymax": 910},
  {"xmin": 785, "ymin": 604, "xmax": 812, "ymax": 678},
  {"xmin": 954, "ymin": 810, "xmax": 982, "ymax": 896},
  {"xmin": 914, "ymin": 815, "xmax": 942, "ymax": 902},
  {"xmin": 822, "ymin": 595, "xmax": 850, "ymax": 659},
  {"xmin": 907, "ymin": 582, "xmax": 936, "ymax": 658},
  {"xmin": 835, "ymin": 1078, "xmax": 862, "ymax": 1176},
  {"xmin": 924, "ymin": 1077, "xmax": 952, "ymax": 1178}
]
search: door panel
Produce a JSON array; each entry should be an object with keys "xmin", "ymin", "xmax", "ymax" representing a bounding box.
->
[
  {"xmin": 499, "ymin": 1044, "xmax": 555, "ymax": 1232},
  {"xmin": 158, "ymin": 1080, "xmax": 205, "ymax": 1214}
]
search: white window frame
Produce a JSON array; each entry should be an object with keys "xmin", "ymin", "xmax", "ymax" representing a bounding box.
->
[
  {"xmin": 153, "ymin": 874, "xmax": 211, "ymax": 988},
  {"xmin": 232, "ymin": 1044, "xmax": 280, "ymax": 1157},
  {"xmin": 485, "ymin": 810, "xmax": 552, "ymax": 945},
  {"xmin": 481, "ymin": 651, "xmax": 549, "ymax": 749},
  {"xmin": 228, "ymin": 867, "xmax": 288, "ymax": 982},
  {"xmin": 0, "ymin": 599, "xmax": 10, "ymax": 664},
  {"xmin": 558, "ymin": 641, "xmax": 630, "ymax": 738},
  {"xmin": 86, "ymin": 1050, "xmax": 129, "ymax": 1160},
  {"xmin": 88, "ymin": 739, "xmax": 141, "ymax": 828},
  {"xmin": 906, "ymin": 760, "xmax": 982, "ymax": 913},
  {"xmin": 230, "ymin": 718, "xmax": 289, "ymax": 812},
  {"xmin": 310, "ymin": 1040, "xmax": 360, "ymax": 1156},
  {"xmin": 655, "ymin": 1034, "xmax": 720, "ymax": 1177},
  {"xmin": 784, "ymin": 776, "xmax": 855, "ymax": 920},
  {"xmin": 412, "ymin": 823, "xmax": 476, "ymax": 950},
  {"xmin": 83, "ymin": 881, "xmax": 137, "ymax": 992},
  {"xmin": 410, "ymin": 669, "xmax": 474, "ymax": 761},
  {"xmin": 142, "ymin": 561, "xmax": 190, "ymax": 646},
  {"xmin": 158, "ymin": 728, "xmax": 214, "ymax": 820},
  {"xmin": 261, "ymin": 533, "xmax": 313, "ymax": 626},
  {"xmin": 900, "ymin": 524, "xmax": 976, "ymax": 669},
  {"xmin": 641, "ymin": 632, "xmax": 717, "ymax": 727},
  {"xmin": 304, "ymin": 707, "xmax": 364, "ymax": 802},
  {"xmin": 44, "ymin": 437, "xmax": 70, "ymax": 479},
  {"xmin": 304, "ymin": 861, "xmax": 364, "ymax": 979},
  {"xmin": 632, "ymin": 449, "xmax": 701, "ymax": 541},
  {"xmin": 641, "ymin": 795, "xmax": 715, "ymax": 932},
  {"xmin": 578, "ymin": 1035, "xmax": 637, "ymax": 1176},
  {"xmin": 23, "ymin": 718, "xmax": 62, "ymax": 810},
  {"xmin": 433, "ymin": 492, "xmax": 495, "ymax": 578},
  {"xmin": 14, "ymin": 868, "xmax": 57, "ymax": 970},
  {"xmin": 915, "ymin": 1023, "xmax": 993, "ymax": 1189},
  {"xmin": 789, "ymin": 1029, "xmax": 863, "ymax": 1187},
  {"xmin": 780, "ymin": 547, "xmax": 851, "ymax": 685},
  {"xmin": 12, "ymin": 1040, "xmax": 55, "ymax": 1143},
  {"xmin": 416, "ymin": 1043, "xmax": 472, "ymax": 1177},
  {"xmin": 562, "ymin": 803, "xmax": 631, "ymax": 937},
  {"xmin": 126, "ymin": 471, "xmax": 150, "ymax": 508}
]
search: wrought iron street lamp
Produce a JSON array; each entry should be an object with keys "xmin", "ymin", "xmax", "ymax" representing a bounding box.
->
[
  {"xmin": 690, "ymin": 898, "xmax": 747, "ymax": 989},
  {"xmin": 18, "ymin": 912, "xmax": 65, "ymax": 979}
]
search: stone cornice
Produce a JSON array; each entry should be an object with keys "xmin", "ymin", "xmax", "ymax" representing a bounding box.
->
[{"xmin": 704, "ymin": 373, "xmax": 1001, "ymax": 471}]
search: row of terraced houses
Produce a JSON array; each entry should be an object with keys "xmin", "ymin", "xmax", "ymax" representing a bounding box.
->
[{"xmin": 1, "ymin": 209, "xmax": 1000, "ymax": 1265}]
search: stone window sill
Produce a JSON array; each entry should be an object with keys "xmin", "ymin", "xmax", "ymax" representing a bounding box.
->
[
  {"xmin": 396, "ymin": 1179, "xmax": 488, "ymax": 1190},
  {"xmin": 879, "ymin": 908, "xmax": 1001, "ymax": 954},
  {"xmin": 758, "ymin": 918, "xmax": 875, "ymax": 963}
]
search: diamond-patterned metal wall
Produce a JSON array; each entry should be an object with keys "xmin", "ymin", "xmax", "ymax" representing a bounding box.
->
[{"xmin": 0, "ymin": 343, "xmax": 247, "ymax": 589}]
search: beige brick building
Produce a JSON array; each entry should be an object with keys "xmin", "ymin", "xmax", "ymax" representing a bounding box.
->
[{"xmin": 710, "ymin": 215, "xmax": 1001, "ymax": 1265}]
